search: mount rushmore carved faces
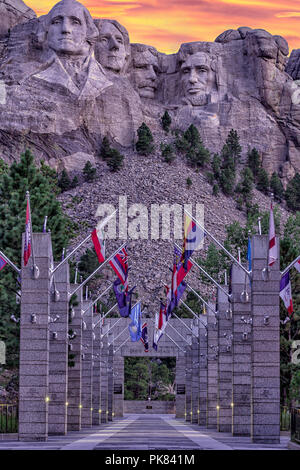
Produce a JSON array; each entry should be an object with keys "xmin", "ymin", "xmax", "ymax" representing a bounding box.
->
[
  {"xmin": 179, "ymin": 51, "xmax": 215, "ymax": 106},
  {"xmin": 31, "ymin": 0, "xmax": 111, "ymax": 98},
  {"xmin": 44, "ymin": 0, "xmax": 98, "ymax": 56},
  {"xmin": 130, "ymin": 45, "xmax": 159, "ymax": 99},
  {"xmin": 94, "ymin": 20, "xmax": 130, "ymax": 74}
]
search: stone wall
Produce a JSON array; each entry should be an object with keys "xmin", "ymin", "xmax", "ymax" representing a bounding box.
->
[{"xmin": 124, "ymin": 400, "xmax": 175, "ymax": 414}]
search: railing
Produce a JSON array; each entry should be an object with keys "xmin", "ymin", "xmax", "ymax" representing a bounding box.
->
[
  {"xmin": 291, "ymin": 407, "xmax": 300, "ymax": 444},
  {"xmin": 280, "ymin": 406, "xmax": 291, "ymax": 431},
  {"xmin": 0, "ymin": 404, "xmax": 18, "ymax": 433}
]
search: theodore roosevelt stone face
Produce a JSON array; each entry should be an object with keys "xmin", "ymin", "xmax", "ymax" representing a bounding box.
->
[
  {"xmin": 180, "ymin": 52, "xmax": 214, "ymax": 105},
  {"xmin": 131, "ymin": 47, "xmax": 159, "ymax": 99},
  {"xmin": 46, "ymin": 1, "xmax": 90, "ymax": 56}
]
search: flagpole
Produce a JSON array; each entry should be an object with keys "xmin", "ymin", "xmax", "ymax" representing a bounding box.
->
[
  {"xmin": 180, "ymin": 299, "xmax": 207, "ymax": 328},
  {"xmin": 186, "ymin": 284, "xmax": 217, "ymax": 316},
  {"xmin": 167, "ymin": 321, "xmax": 192, "ymax": 345},
  {"xmin": 0, "ymin": 250, "xmax": 20, "ymax": 274},
  {"xmin": 174, "ymin": 242, "xmax": 231, "ymax": 299},
  {"xmin": 113, "ymin": 325, "xmax": 130, "ymax": 342},
  {"xmin": 171, "ymin": 312, "xmax": 202, "ymax": 336},
  {"xmin": 70, "ymin": 241, "xmax": 126, "ymax": 298},
  {"xmin": 26, "ymin": 191, "xmax": 39, "ymax": 279},
  {"xmin": 52, "ymin": 210, "xmax": 117, "ymax": 275},
  {"xmin": 281, "ymin": 255, "xmax": 300, "ymax": 277},
  {"xmin": 113, "ymin": 336, "xmax": 129, "ymax": 353},
  {"xmin": 184, "ymin": 209, "xmax": 250, "ymax": 278},
  {"xmin": 83, "ymin": 283, "xmax": 113, "ymax": 316},
  {"xmin": 93, "ymin": 303, "xmax": 118, "ymax": 328},
  {"xmin": 164, "ymin": 331, "xmax": 185, "ymax": 353},
  {"xmin": 100, "ymin": 317, "xmax": 123, "ymax": 337}
]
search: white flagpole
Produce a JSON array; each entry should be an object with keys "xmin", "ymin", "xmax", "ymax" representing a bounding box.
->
[
  {"xmin": 26, "ymin": 191, "xmax": 39, "ymax": 279},
  {"xmin": 167, "ymin": 321, "xmax": 192, "ymax": 345},
  {"xmin": 184, "ymin": 209, "xmax": 250, "ymax": 278},
  {"xmin": 52, "ymin": 210, "xmax": 117, "ymax": 275},
  {"xmin": 164, "ymin": 331, "xmax": 185, "ymax": 353},
  {"xmin": 0, "ymin": 250, "xmax": 20, "ymax": 274},
  {"xmin": 281, "ymin": 255, "xmax": 300, "ymax": 277},
  {"xmin": 186, "ymin": 284, "xmax": 217, "ymax": 316}
]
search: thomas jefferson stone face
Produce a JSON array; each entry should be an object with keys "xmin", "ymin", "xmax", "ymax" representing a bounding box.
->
[
  {"xmin": 46, "ymin": 2, "xmax": 89, "ymax": 56},
  {"xmin": 132, "ymin": 49, "xmax": 159, "ymax": 99},
  {"xmin": 96, "ymin": 22, "xmax": 127, "ymax": 72},
  {"xmin": 180, "ymin": 52, "xmax": 214, "ymax": 105}
]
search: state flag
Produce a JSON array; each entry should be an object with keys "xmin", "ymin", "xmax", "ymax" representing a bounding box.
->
[
  {"xmin": 128, "ymin": 302, "xmax": 142, "ymax": 342},
  {"xmin": 24, "ymin": 198, "xmax": 31, "ymax": 267},
  {"xmin": 268, "ymin": 201, "xmax": 277, "ymax": 267},
  {"xmin": 0, "ymin": 255, "xmax": 7, "ymax": 271},
  {"xmin": 182, "ymin": 212, "xmax": 205, "ymax": 270},
  {"xmin": 280, "ymin": 272, "xmax": 293, "ymax": 316},
  {"xmin": 140, "ymin": 322, "xmax": 149, "ymax": 352},
  {"xmin": 294, "ymin": 259, "xmax": 300, "ymax": 273},
  {"xmin": 91, "ymin": 227, "xmax": 105, "ymax": 264}
]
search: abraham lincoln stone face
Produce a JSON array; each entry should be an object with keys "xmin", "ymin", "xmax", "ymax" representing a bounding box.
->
[
  {"xmin": 180, "ymin": 52, "xmax": 214, "ymax": 106},
  {"xmin": 45, "ymin": 0, "xmax": 92, "ymax": 56}
]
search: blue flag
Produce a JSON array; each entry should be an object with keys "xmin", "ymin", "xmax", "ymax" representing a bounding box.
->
[
  {"xmin": 128, "ymin": 302, "xmax": 142, "ymax": 342},
  {"xmin": 0, "ymin": 255, "xmax": 7, "ymax": 272},
  {"xmin": 247, "ymin": 237, "xmax": 252, "ymax": 272},
  {"xmin": 113, "ymin": 278, "xmax": 135, "ymax": 317}
]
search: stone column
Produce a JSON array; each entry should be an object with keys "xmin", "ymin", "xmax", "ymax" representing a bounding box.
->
[
  {"xmin": 251, "ymin": 235, "xmax": 280, "ymax": 444},
  {"xmin": 113, "ymin": 354, "xmax": 124, "ymax": 417},
  {"xmin": 48, "ymin": 261, "xmax": 69, "ymax": 435},
  {"xmin": 217, "ymin": 286, "xmax": 233, "ymax": 432},
  {"xmin": 67, "ymin": 285, "xmax": 83, "ymax": 431},
  {"xmin": 107, "ymin": 342, "xmax": 114, "ymax": 421},
  {"xmin": 231, "ymin": 264, "xmax": 252, "ymax": 436},
  {"xmin": 198, "ymin": 319, "xmax": 207, "ymax": 426},
  {"xmin": 206, "ymin": 302, "xmax": 218, "ymax": 429},
  {"xmin": 19, "ymin": 233, "xmax": 52, "ymax": 441},
  {"xmin": 81, "ymin": 301, "xmax": 93, "ymax": 428},
  {"xmin": 100, "ymin": 334, "xmax": 109, "ymax": 423},
  {"xmin": 191, "ymin": 337, "xmax": 200, "ymax": 424},
  {"xmin": 185, "ymin": 346, "xmax": 192, "ymax": 422},
  {"xmin": 175, "ymin": 353, "xmax": 186, "ymax": 418},
  {"xmin": 92, "ymin": 312, "xmax": 101, "ymax": 425}
]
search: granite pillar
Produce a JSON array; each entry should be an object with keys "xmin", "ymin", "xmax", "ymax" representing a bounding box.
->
[
  {"xmin": 92, "ymin": 312, "xmax": 101, "ymax": 425},
  {"xmin": 67, "ymin": 285, "xmax": 83, "ymax": 431},
  {"xmin": 198, "ymin": 319, "xmax": 207, "ymax": 426},
  {"xmin": 107, "ymin": 341, "xmax": 114, "ymax": 421},
  {"xmin": 185, "ymin": 346, "xmax": 192, "ymax": 422},
  {"xmin": 48, "ymin": 261, "xmax": 69, "ymax": 435},
  {"xmin": 81, "ymin": 301, "xmax": 93, "ymax": 428},
  {"xmin": 19, "ymin": 233, "xmax": 52, "ymax": 441},
  {"xmin": 175, "ymin": 353, "xmax": 186, "ymax": 418},
  {"xmin": 191, "ymin": 336, "xmax": 200, "ymax": 424},
  {"xmin": 207, "ymin": 302, "xmax": 218, "ymax": 429},
  {"xmin": 251, "ymin": 235, "xmax": 280, "ymax": 444},
  {"xmin": 217, "ymin": 286, "xmax": 233, "ymax": 432},
  {"xmin": 113, "ymin": 354, "xmax": 124, "ymax": 417},
  {"xmin": 100, "ymin": 335, "xmax": 109, "ymax": 423},
  {"xmin": 231, "ymin": 264, "xmax": 252, "ymax": 436}
]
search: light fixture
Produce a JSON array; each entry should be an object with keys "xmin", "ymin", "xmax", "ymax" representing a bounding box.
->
[
  {"xmin": 79, "ymin": 404, "xmax": 82, "ymax": 409},
  {"xmin": 65, "ymin": 402, "xmax": 69, "ymax": 407},
  {"xmin": 264, "ymin": 315, "xmax": 270, "ymax": 325},
  {"xmin": 242, "ymin": 332, "xmax": 248, "ymax": 341},
  {"xmin": 45, "ymin": 396, "xmax": 50, "ymax": 403},
  {"xmin": 52, "ymin": 332, "xmax": 58, "ymax": 340},
  {"xmin": 30, "ymin": 314, "xmax": 37, "ymax": 324}
]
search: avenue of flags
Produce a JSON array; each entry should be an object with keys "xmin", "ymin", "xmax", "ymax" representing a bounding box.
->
[{"xmin": 1, "ymin": 192, "xmax": 299, "ymax": 353}]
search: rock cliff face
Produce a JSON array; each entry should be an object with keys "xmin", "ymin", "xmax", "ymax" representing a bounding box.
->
[
  {"xmin": 0, "ymin": 0, "xmax": 299, "ymax": 184},
  {"xmin": 0, "ymin": 0, "xmax": 36, "ymax": 38}
]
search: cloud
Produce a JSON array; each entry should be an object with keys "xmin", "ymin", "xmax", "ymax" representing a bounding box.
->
[{"xmin": 25, "ymin": 0, "xmax": 300, "ymax": 53}]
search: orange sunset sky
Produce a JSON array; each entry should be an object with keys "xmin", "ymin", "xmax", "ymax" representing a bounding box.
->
[{"xmin": 25, "ymin": 0, "xmax": 300, "ymax": 54}]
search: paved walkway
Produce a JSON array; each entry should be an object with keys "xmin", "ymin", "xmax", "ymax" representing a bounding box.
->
[{"xmin": 0, "ymin": 415, "xmax": 290, "ymax": 451}]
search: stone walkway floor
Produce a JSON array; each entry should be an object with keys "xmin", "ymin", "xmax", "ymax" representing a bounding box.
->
[{"xmin": 0, "ymin": 414, "xmax": 290, "ymax": 450}]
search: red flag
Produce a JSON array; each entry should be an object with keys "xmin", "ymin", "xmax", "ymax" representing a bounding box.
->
[
  {"xmin": 24, "ymin": 199, "xmax": 31, "ymax": 266},
  {"xmin": 91, "ymin": 228, "xmax": 105, "ymax": 263},
  {"xmin": 268, "ymin": 201, "xmax": 277, "ymax": 267}
]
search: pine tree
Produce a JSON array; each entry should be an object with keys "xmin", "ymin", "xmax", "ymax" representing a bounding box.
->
[
  {"xmin": 270, "ymin": 172, "xmax": 284, "ymax": 201},
  {"xmin": 256, "ymin": 167, "xmax": 270, "ymax": 194},
  {"xmin": 186, "ymin": 177, "xmax": 192, "ymax": 188},
  {"xmin": 212, "ymin": 153, "xmax": 221, "ymax": 180},
  {"xmin": 83, "ymin": 161, "xmax": 96, "ymax": 182},
  {"xmin": 186, "ymin": 144, "xmax": 210, "ymax": 168},
  {"xmin": 58, "ymin": 169, "xmax": 71, "ymax": 192},
  {"xmin": 161, "ymin": 143, "xmax": 175, "ymax": 164},
  {"xmin": 225, "ymin": 129, "xmax": 242, "ymax": 163},
  {"xmin": 106, "ymin": 148, "xmax": 124, "ymax": 172},
  {"xmin": 100, "ymin": 136, "xmax": 111, "ymax": 160},
  {"xmin": 241, "ymin": 167, "xmax": 254, "ymax": 203},
  {"xmin": 212, "ymin": 183, "xmax": 219, "ymax": 196},
  {"xmin": 136, "ymin": 122, "xmax": 154, "ymax": 155},
  {"xmin": 184, "ymin": 124, "xmax": 201, "ymax": 148},
  {"xmin": 0, "ymin": 149, "xmax": 71, "ymax": 366},
  {"xmin": 247, "ymin": 148, "xmax": 261, "ymax": 179},
  {"xmin": 70, "ymin": 176, "xmax": 79, "ymax": 188},
  {"xmin": 161, "ymin": 111, "xmax": 172, "ymax": 133},
  {"xmin": 285, "ymin": 173, "xmax": 300, "ymax": 212}
]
